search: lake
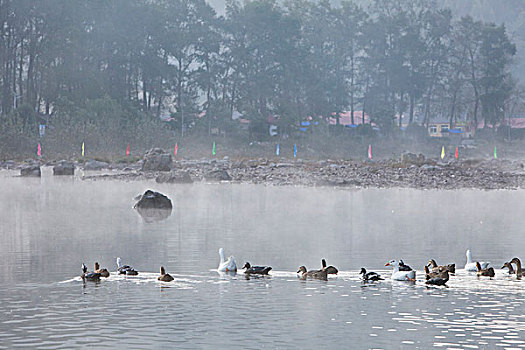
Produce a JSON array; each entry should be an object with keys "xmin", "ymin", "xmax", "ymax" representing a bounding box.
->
[{"xmin": 0, "ymin": 167, "xmax": 524, "ymax": 349}]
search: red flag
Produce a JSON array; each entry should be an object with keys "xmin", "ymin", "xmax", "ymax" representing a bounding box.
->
[
  {"xmin": 126, "ymin": 144, "xmax": 130, "ymax": 156},
  {"xmin": 455, "ymin": 146, "xmax": 458, "ymax": 160},
  {"xmin": 174, "ymin": 142, "xmax": 178, "ymax": 156}
]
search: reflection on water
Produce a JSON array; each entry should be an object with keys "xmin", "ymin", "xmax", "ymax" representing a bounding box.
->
[
  {"xmin": 0, "ymin": 168, "xmax": 524, "ymax": 348},
  {"xmin": 135, "ymin": 207, "xmax": 172, "ymax": 223}
]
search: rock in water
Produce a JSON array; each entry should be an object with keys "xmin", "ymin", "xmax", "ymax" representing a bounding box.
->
[
  {"xmin": 20, "ymin": 165, "xmax": 41, "ymax": 177},
  {"xmin": 53, "ymin": 161, "xmax": 75, "ymax": 175},
  {"xmin": 142, "ymin": 148, "xmax": 172, "ymax": 172},
  {"xmin": 134, "ymin": 190, "xmax": 173, "ymax": 210}
]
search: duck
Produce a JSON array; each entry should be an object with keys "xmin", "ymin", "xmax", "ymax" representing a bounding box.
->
[
  {"xmin": 94, "ymin": 262, "xmax": 110, "ymax": 278},
  {"xmin": 217, "ymin": 248, "xmax": 237, "ymax": 272},
  {"xmin": 297, "ymin": 266, "xmax": 328, "ymax": 281},
  {"xmin": 158, "ymin": 266, "xmax": 174, "ymax": 282},
  {"xmin": 424, "ymin": 265, "xmax": 441, "ymax": 280},
  {"xmin": 360, "ymin": 267, "xmax": 383, "ymax": 282},
  {"xmin": 428, "ymin": 259, "xmax": 455, "ymax": 274},
  {"xmin": 476, "ymin": 261, "xmax": 495, "ymax": 277},
  {"xmin": 465, "ymin": 250, "xmax": 489, "ymax": 272},
  {"xmin": 116, "ymin": 257, "xmax": 139, "ymax": 275},
  {"xmin": 502, "ymin": 262, "xmax": 516, "ymax": 274},
  {"xmin": 398, "ymin": 260, "xmax": 412, "ymax": 271},
  {"xmin": 385, "ymin": 260, "xmax": 416, "ymax": 281},
  {"xmin": 425, "ymin": 269, "xmax": 449, "ymax": 286},
  {"xmin": 81, "ymin": 263, "xmax": 101, "ymax": 281},
  {"xmin": 321, "ymin": 259, "xmax": 338, "ymax": 275},
  {"xmin": 510, "ymin": 257, "xmax": 524, "ymax": 277},
  {"xmin": 242, "ymin": 262, "xmax": 272, "ymax": 275}
]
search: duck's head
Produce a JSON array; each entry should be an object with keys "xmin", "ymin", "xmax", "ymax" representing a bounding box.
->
[
  {"xmin": 160, "ymin": 266, "xmax": 166, "ymax": 275},
  {"xmin": 116, "ymin": 257, "xmax": 122, "ymax": 268},
  {"xmin": 81, "ymin": 263, "xmax": 87, "ymax": 273},
  {"xmin": 242, "ymin": 262, "xmax": 251, "ymax": 269},
  {"xmin": 466, "ymin": 249, "xmax": 472, "ymax": 258},
  {"xmin": 359, "ymin": 268, "xmax": 367, "ymax": 275},
  {"xmin": 297, "ymin": 266, "xmax": 307, "ymax": 274},
  {"xmin": 94, "ymin": 262, "xmax": 100, "ymax": 270},
  {"xmin": 511, "ymin": 257, "xmax": 521, "ymax": 264},
  {"xmin": 428, "ymin": 259, "xmax": 437, "ymax": 267},
  {"xmin": 385, "ymin": 260, "xmax": 397, "ymax": 267},
  {"xmin": 424, "ymin": 265, "xmax": 430, "ymax": 273},
  {"xmin": 475, "ymin": 261, "xmax": 482, "ymax": 271},
  {"xmin": 447, "ymin": 264, "xmax": 456, "ymax": 273},
  {"xmin": 502, "ymin": 262, "xmax": 513, "ymax": 269},
  {"xmin": 321, "ymin": 259, "xmax": 327, "ymax": 269}
]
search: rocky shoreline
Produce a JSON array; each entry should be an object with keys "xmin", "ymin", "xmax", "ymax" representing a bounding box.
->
[{"xmin": 4, "ymin": 152, "xmax": 525, "ymax": 190}]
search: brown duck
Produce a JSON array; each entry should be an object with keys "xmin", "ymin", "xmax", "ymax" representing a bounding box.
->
[
  {"xmin": 297, "ymin": 266, "xmax": 328, "ymax": 281},
  {"xmin": 158, "ymin": 266, "xmax": 174, "ymax": 282},
  {"xmin": 94, "ymin": 262, "xmax": 110, "ymax": 278},
  {"xmin": 427, "ymin": 259, "xmax": 455, "ymax": 274},
  {"xmin": 476, "ymin": 262, "xmax": 495, "ymax": 277}
]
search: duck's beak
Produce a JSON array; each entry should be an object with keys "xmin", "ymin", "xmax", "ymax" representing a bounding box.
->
[{"xmin": 385, "ymin": 262, "xmax": 390, "ymax": 266}]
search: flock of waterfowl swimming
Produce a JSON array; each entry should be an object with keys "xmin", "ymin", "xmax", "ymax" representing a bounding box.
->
[{"xmin": 80, "ymin": 248, "xmax": 524, "ymax": 285}]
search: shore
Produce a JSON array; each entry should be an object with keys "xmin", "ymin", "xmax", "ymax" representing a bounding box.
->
[{"xmin": 5, "ymin": 153, "xmax": 523, "ymax": 190}]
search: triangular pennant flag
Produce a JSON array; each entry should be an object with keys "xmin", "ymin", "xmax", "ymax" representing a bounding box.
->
[
  {"xmin": 294, "ymin": 144, "xmax": 297, "ymax": 158},
  {"xmin": 126, "ymin": 144, "xmax": 130, "ymax": 156},
  {"xmin": 82, "ymin": 142, "xmax": 85, "ymax": 157},
  {"xmin": 212, "ymin": 142, "xmax": 216, "ymax": 156},
  {"xmin": 37, "ymin": 143, "xmax": 41, "ymax": 157},
  {"xmin": 174, "ymin": 142, "xmax": 178, "ymax": 156},
  {"xmin": 368, "ymin": 145, "xmax": 372, "ymax": 160},
  {"xmin": 441, "ymin": 146, "xmax": 445, "ymax": 160},
  {"xmin": 494, "ymin": 146, "xmax": 497, "ymax": 159},
  {"xmin": 276, "ymin": 143, "xmax": 280, "ymax": 156},
  {"xmin": 455, "ymin": 146, "xmax": 459, "ymax": 160}
]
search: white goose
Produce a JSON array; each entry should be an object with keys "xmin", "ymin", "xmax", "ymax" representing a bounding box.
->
[
  {"xmin": 217, "ymin": 248, "xmax": 237, "ymax": 272},
  {"xmin": 385, "ymin": 260, "xmax": 416, "ymax": 281},
  {"xmin": 464, "ymin": 249, "xmax": 489, "ymax": 272}
]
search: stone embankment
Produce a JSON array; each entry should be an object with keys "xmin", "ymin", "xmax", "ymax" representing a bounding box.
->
[{"xmin": 3, "ymin": 151, "xmax": 524, "ymax": 190}]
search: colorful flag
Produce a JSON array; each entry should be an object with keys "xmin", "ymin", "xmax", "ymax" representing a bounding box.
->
[
  {"xmin": 294, "ymin": 144, "xmax": 297, "ymax": 158},
  {"xmin": 494, "ymin": 146, "xmax": 497, "ymax": 159},
  {"xmin": 455, "ymin": 146, "xmax": 459, "ymax": 160},
  {"xmin": 276, "ymin": 143, "xmax": 280, "ymax": 156},
  {"xmin": 126, "ymin": 144, "xmax": 130, "ymax": 156},
  {"xmin": 37, "ymin": 143, "xmax": 41, "ymax": 157},
  {"xmin": 174, "ymin": 142, "xmax": 178, "ymax": 156},
  {"xmin": 441, "ymin": 146, "xmax": 445, "ymax": 160},
  {"xmin": 212, "ymin": 142, "xmax": 216, "ymax": 156},
  {"xmin": 368, "ymin": 145, "xmax": 372, "ymax": 160},
  {"xmin": 82, "ymin": 142, "xmax": 85, "ymax": 157}
]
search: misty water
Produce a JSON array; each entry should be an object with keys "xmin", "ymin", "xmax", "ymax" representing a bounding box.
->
[{"xmin": 1, "ymin": 168, "xmax": 524, "ymax": 349}]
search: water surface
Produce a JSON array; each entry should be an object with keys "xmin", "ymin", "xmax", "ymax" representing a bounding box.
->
[{"xmin": 0, "ymin": 168, "xmax": 524, "ymax": 349}]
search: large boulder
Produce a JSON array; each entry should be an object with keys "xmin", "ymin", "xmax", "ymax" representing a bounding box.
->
[
  {"xmin": 134, "ymin": 190, "xmax": 173, "ymax": 210},
  {"xmin": 20, "ymin": 165, "xmax": 41, "ymax": 177},
  {"xmin": 156, "ymin": 171, "xmax": 193, "ymax": 184},
  {"xmin": 142, "ymin": 148, "xmax": 172, "ymax": 172},
  {"xmin": 53, "ymin": 161, "xmax": 75, "ymax": 175}
]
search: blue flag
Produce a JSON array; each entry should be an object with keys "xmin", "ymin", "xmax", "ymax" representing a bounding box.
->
[
  {"xmin": 276, "ymin": 143, "xmax": 280, "ymax": 156},
  {"xmin": 294, "ymin": 144, "xmax": 297, "ymax": 158}
]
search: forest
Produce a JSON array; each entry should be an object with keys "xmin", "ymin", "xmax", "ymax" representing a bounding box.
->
[{"xmin": 0, "ymin": 0, "xmax": 520, "ymax": 157}]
